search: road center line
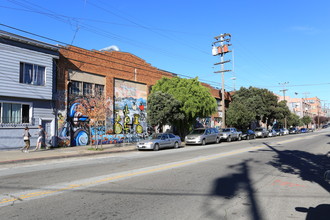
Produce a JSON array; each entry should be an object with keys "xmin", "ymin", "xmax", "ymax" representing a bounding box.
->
[{"xmin": 0, "ymin": 134, "xmax": 312, "ymax": 207}]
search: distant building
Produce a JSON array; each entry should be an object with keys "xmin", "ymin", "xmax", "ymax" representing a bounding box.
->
[{"xmin": 304, "ymin": 97, "xmax": 326, "ymax": 118}]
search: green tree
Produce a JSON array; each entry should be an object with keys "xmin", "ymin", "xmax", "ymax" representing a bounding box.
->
[
  {"xmin": 147, "ymin": 91, "xmax": 184, "ymax": 128},
  {"xmin": 231, "ymin": 87, "xmax": 290, "ymax": 128},
  {"xmin": 286, "ymin": 113, "xmax": 301, "ymax": 127},
  {"xmin": 149, "ymin": 77, "xmax": 217, "ymax": 137},
  {"xmin": 226, "ymin": 101, "xmax": 255, "ymax": 129},
  {"xmin": 274, "ymin": 100, "xmax": 291, "ymax": 127},
  {"xmin": 301, "ymin": 115, "xmax": 312, "ymax": 128}
]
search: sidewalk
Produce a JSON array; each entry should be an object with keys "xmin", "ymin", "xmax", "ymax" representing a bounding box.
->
[{"xmin": 0, "ymin": 143, "xmax": 137, "ymax": 165}]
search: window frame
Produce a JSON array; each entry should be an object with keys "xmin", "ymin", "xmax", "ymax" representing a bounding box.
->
[
  {"xmin": 0, "ymin": 101, "xmax": 32, "ymax": 125},
  {"xmin": 19, "ymin": 62, "xmax": 46, "ymax": 86}
]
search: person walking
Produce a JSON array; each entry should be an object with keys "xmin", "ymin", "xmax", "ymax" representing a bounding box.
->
[
  {"xmin": 34, "ymin": 125, "xmax": 46, "ymax": 151},
  {"xmin": 21, "ymin": 126, "xmax": 31, "ymax": 153}
]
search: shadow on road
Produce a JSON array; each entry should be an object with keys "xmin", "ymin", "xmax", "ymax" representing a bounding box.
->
[
  {"xmin": 204, "ymin": 159, "xmax": 262, "ymax": 220},
  {"xmin": 263, "ymin": 142, "xmax": 330, "ymax": 193},
  {"xmin": 295, "ymin": 204, "xmax": 330, "ymax": 220}
]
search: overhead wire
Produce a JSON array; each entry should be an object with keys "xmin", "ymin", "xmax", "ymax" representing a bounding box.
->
[
  {"xmin": 4, "ymin": 0, "xmax": 210, "ymax": 64},
  {"xmin": 3, "ymin": 0, "xmax": 293, "ymax": 92},
  {"xmin": 1, "ymin": 24, "xmax": 233, "ymax": 91}
]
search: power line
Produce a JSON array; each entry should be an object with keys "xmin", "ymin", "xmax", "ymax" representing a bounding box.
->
[
  {"xmin": 1, "ymin": 24, "xmax": 232, "ymax": 91},
  {"xmin": 4, "ymin": 0, "xmax": 210, "ymax": 63}
]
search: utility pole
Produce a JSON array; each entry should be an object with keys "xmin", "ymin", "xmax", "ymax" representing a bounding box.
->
[
  {"xmin": 319, "ymin": 99, "xmax": 327, "ymax": 127},
  {"xmin": 279, "ymin": 82, "xmax": 289, "ymax": 129},
  {"xmin": 212, "ymin": 33, "xmax": 232, "ymax": 128}
]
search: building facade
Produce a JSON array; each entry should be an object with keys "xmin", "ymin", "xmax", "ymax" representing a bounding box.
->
[
  {"xmin": 0, "ymin": 31, "xmax": 59, "ymax": 149},
  {"xmin": 56, "ymin": 46, "xmax": 226, "ymax": 146}
]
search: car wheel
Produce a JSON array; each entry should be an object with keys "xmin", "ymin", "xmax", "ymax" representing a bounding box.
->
[
  {"xmin": 174, "ymin": 142, "xmax": 179, "ymax": 149},
  {"xmin": 202, "ymin": 139, "xmax": 206, "ymax": 145},
  {"xmin": 227, "ymin": 136, "xmax": 231, "ymax": 142},
  {"xmin": 247, "ymin": 135, "xmax": 250, "ymax": 140},
  {"xmin": 238, "ymin": 135, "xmax": 242, "ymax": 141},
  {"xmin": 153, "ymin": 143, "xmax": 160, "ymax": 151},
  {"xmin": 216, "ymin": 137, "xmax": 220, "ymax": 144}
]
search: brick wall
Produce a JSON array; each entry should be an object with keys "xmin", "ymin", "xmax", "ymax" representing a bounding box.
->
[{"xmin": 58, "ymin": 46, "xmax": 175, "ymax": 98}]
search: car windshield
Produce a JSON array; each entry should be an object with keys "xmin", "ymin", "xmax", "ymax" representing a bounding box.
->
[
  {"xmin": 222, "ymin": 128, "xmax": 231, "ymax": 132},
  {"xmin": 149, "ymin": 134, "xmax": 162, "ymax": 140},
  {"xmin": 190, "ymin": 129, "xmax": 205, "ymax": 134}
]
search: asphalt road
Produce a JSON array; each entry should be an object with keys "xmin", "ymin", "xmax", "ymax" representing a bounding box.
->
[{"xmin": 1, "ymin": 129, "xmax": 329, "ymax": 220}]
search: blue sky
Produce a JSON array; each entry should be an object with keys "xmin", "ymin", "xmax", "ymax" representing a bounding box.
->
[{"xmin": 1, "ymin": 0, "xmax": 329, "ymax": 107}]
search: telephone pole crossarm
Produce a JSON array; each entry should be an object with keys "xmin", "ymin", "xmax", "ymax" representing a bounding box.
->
[
  {"xmin": 214, "ymin": 60, "xmax": 231, "ymax": 65},
  {"xmin": 214, "ymin": 70, "xmax": 232, "ymax": 73}
]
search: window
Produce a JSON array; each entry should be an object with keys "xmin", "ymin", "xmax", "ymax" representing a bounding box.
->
[
  {"xmin": 70, "ymin": 81, "xmax": 82, "ymax": 95},
  {"xmin": 69, "ymin": 81, "xmax": 105, "ymax": 97},
  {"xmin": 83, "ymin": 82, "xmax": 93, "ymax": 96},
  {"xmin": 20, "ymin": 62, "xmax": 45, "ymax": 86},
  {"xmin": 0, "ymin": 103, "xmax": 30, "ymax": 124},
  {"xmin": 95, "ymin": 84, "xmax": 104, "ymax": 96}
]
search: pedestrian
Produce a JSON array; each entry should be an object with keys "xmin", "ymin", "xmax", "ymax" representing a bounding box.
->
[
  {"xmin": 21, "ymin": 126, "xmax": 31, "ymax": 153},
  {"xmin": 34, "ymin": 125, "xmax": 46, "ymax": 151}
]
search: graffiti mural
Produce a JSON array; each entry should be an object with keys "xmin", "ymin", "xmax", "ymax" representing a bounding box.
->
[
  {"xmin": 114, "ymin": 79, "xmax": 148, "ymax": 136},
  {"xmin": 57, "ymin": 100, "xmax": 91, "ymax": 147},
  {"xmin": 56, "ymin": 79, "xmax": 147, "ymax": 147}
]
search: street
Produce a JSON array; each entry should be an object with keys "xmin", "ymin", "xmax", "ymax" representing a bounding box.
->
[{"xmin": 1, "ymin": 129, "xmax": 329, "ymax": 220}]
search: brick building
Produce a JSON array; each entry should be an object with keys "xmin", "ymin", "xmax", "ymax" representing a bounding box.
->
[{"xmin": 56, "ymin": 46, "xmax": 228, "ymax": 146}]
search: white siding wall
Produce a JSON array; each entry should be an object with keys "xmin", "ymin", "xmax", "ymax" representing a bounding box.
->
[{"xmin": 0, "ymin": 43, "xmax": 56, "ymax": 100}]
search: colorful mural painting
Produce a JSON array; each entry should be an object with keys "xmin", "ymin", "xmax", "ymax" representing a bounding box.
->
[
  {"xmin": 114, "ymin": 79, "xmax": 148, "ymax": 136},
  {"xmin": 56, "ymin": 78, "xmax": 148, "ymax": 147},
  {"xmin": 57, "ymin": 100, "xmax": 91, "ymax": 147}
]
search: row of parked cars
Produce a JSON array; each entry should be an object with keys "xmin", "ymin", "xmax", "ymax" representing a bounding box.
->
[{"xmin": 136, "ymin": 126, "xmax": 315, "ymax": 151}]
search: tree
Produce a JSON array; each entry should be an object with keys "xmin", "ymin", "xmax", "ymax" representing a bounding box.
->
[
  {"xmin": 273, "ymin": 100, "xmax": 291, "ymax": 127},
  {"xmin": 301, "ymin": 116, "xmax": 312, "ymax": 128},
  {"xmin": 75, "ymin": 94, "xmax": 112, "ymax": 149},
  {"xmin": 231, "ymin": 87, "xmax": 290, "ymax": 128},
  {"xmin": 226, "ymin": 101, "xmax": 255, "ymax": 130},
  {"xmin": 286, "ymin": 113, "xmax": 302, "ymax": 127},
  {"xmin": 147, "ymin": 91, "xmax": 184, "ymax": 128},
  {"xmin": 149, "ymin": 77, "xmax": 217, "ymax": 137},
  {"xmin": 313, "ymin": 115, "xmax": 328, "ymax": 127}
]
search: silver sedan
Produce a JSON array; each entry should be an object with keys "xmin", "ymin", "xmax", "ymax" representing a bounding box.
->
[{"xmin": 137, "ymin": 133, "xmax": 181, "ymax": 151}]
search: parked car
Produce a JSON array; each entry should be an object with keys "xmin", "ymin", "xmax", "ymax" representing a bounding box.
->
[
  {"xmin": 254, "ymin": 127, "xmax": 269, "ymax": 138},
  {"xmin": 241, "ymin": 129, "xmax": 256, "ymax": 140},
  {"xmin": 268, "ymin": 129, "xmax": 277, "ymax": 137},
  {"xmin": 300, "ymin": 128, "xmax": 308, "ymax": 133},
  {"xmin": 308, "ymin": 128, "xmax": 314, "ymax": 132},
  {"xmin": 219, "ymin": 127, "xmax": 242, "ymax": 142},
  {"xmin": 322, "ymin": 124, "xmax": 328, "ymax": 129},
  {"xmin": 274, "ymin": 128, "xmax": 284, "ymax": 136},
  {"xmin": 283, "ymin": 128, "xmax": 289, "ymax": 135},
  {"xmin": 137, "ymin": 133, "xmax": 181, "ymax": 151},
  {"xmin": 289, "ymin": 127, "xmax": 300, "ymax": 134},
  {"xmin": 185, "ymin": 128, "xmax": 220, "ymax": 145}
]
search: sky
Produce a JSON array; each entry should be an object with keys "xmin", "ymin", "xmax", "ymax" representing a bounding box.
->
[{"xmin": 1, "ymin": 0, "xmax": 330, "ymax": 107}]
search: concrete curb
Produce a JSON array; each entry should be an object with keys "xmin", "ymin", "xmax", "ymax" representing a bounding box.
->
[{"xmin": 0, "ymin": 146, "xmax": 137, "ymax": 165}]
